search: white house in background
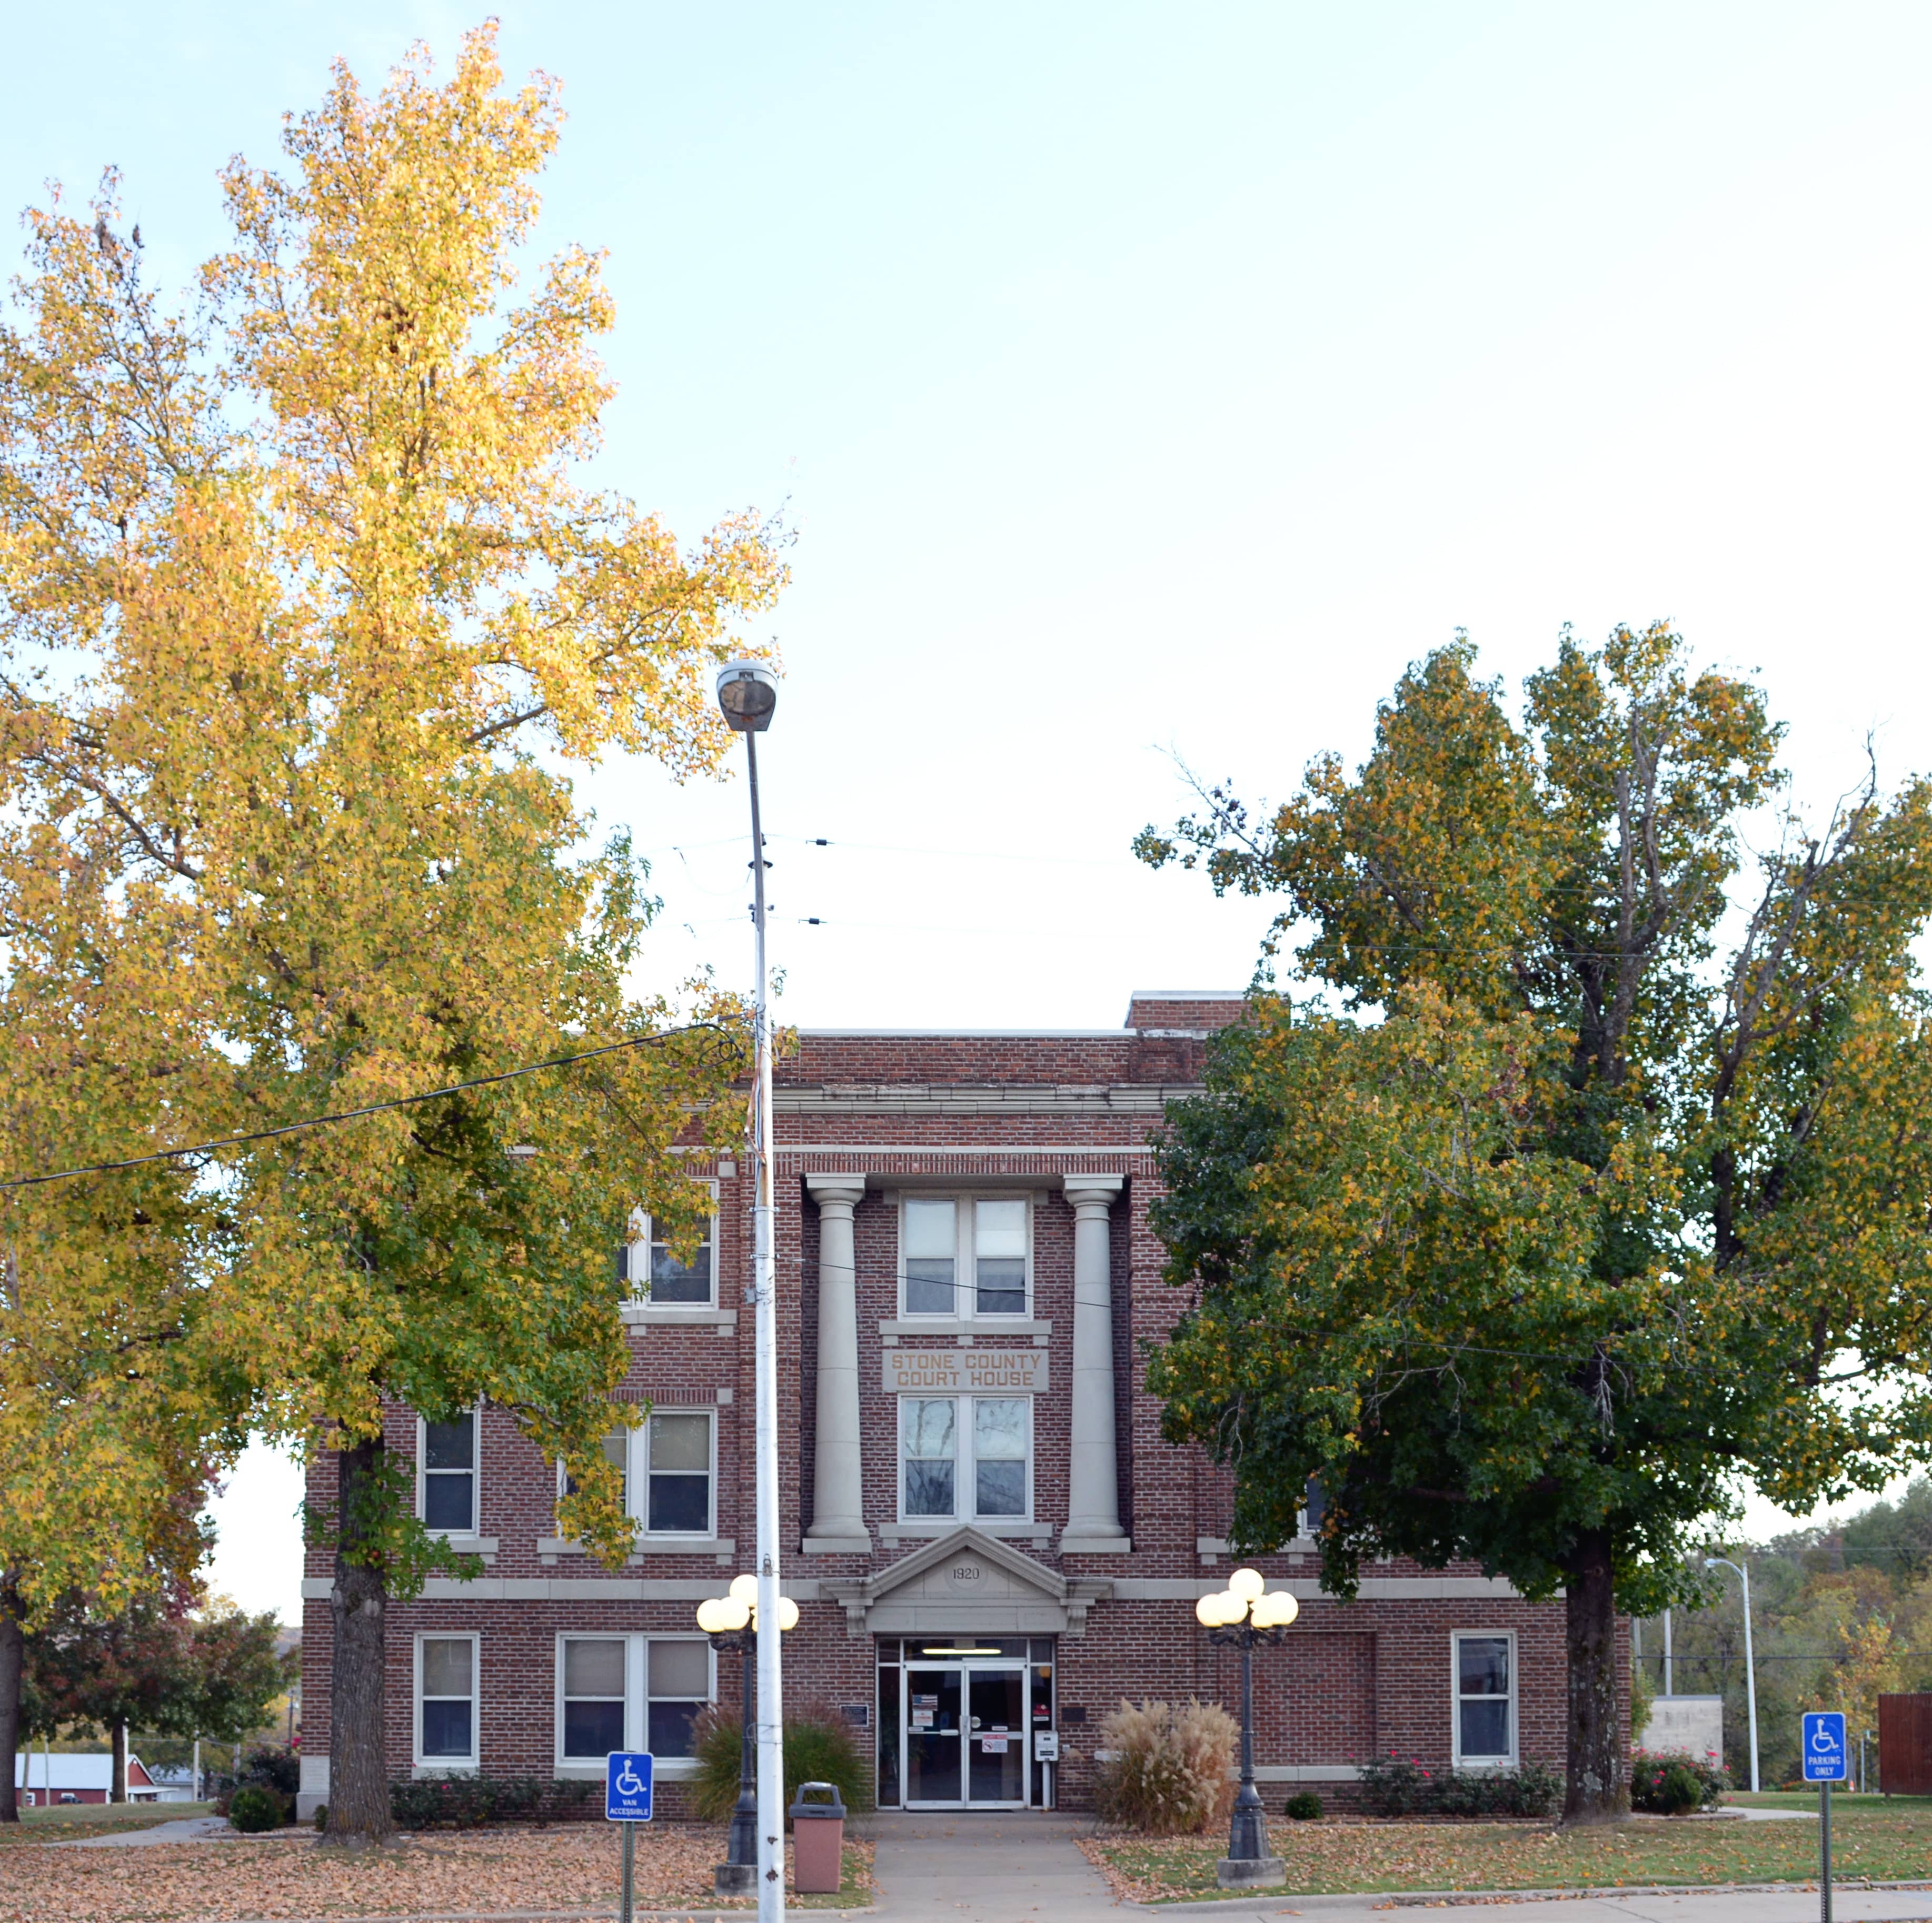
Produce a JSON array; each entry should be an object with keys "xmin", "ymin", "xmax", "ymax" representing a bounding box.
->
[{"xmin": 13, "ymin": 1753, "xmax": 163, "ymax": 1805}]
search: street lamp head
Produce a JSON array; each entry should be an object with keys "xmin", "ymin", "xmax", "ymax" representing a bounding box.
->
[
  {"xmin": 715, "ymin": 660, "xmax": 778, "ymax": 732},
  {"xmin": 730, "ymin": 1572, "xmax": 759, "ymax": 1604},
  {"xmin": 1251, "ymin": 1590, "xmax": 1300, "ymax": 1629},
  {"xmin": 776, "ymin": 1596, "xmax": 800, "ymax": 1632},
  {"xmin": 1228, "ymin": 1567, "xmax": 1265, "ymax": 1601},
  {"xmin": 695, "ymin": 1597, "xmax": 732, "ymax": 1635}
]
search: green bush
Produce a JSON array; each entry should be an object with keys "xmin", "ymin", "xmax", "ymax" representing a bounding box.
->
[
  {"xmin": 689, "ymin": 1702, "xmax": 873, "ymax": 1825},
  {"xmin": 1092, "ymin": 1699, "xmax": 1239, "ymax": 1836},
  {"xmin": 1629, "ymin": 1749, "xmax": 1729, "ymax": 1814},
  {"xmin": 311, "ymin": 1802, "xmax": 328, "ymax": 1832},
  {"xmin": 227, "ymin": 1785, "xmax": 286, "ymax": 1834},
  {"xmin": 387, "ymin": 1775, "xmax": 595, "ymax": 1830},
  {"xmin": 1357, "ymin": 1756, "xmax": 1563, "ymax": 1818},
  {"xmin": 1283, "ymin": 1790, "xmax": 1324, "ymax": 1820}
]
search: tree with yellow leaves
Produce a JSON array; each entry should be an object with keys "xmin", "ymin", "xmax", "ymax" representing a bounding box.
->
[
  {"xmin": 1, "ymin": 25, "xmax": 783, "ymax": 1842},
  {"xmin": 1140, "ymin": 626, "xmax": 1932, "ymax": 1822}
]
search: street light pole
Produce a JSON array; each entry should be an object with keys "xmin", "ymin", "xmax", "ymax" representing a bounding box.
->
[
  {"xmin": 699, "ymin": 1573, "xmax": 800, "ymax": 1905},
  {"xmin": 1705, "ymin": 1556, "xmax": 1760, "ymax": 1794},
  {"xmin": 716, "ymin": 663, "xmax": 784, "ymax": 1923},
  {"xmin": 1197, "ymin": 1569, "xmax": 1299, "ymax": 1889}
]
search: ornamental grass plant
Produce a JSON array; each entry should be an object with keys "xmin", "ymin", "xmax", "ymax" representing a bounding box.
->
[{"xmin": 1092, "ymin": 1698, "xmax": 1238, "ymax": 1836}]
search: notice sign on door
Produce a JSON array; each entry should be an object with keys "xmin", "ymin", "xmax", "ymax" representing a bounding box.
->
[
  {"xmin": 981, "ymin": 1737, "xmax": 1008, "ymax": 1753},
  {"xmin": 883, "ymin": 1350, "xmax": 1048, "ymax": 1393}
]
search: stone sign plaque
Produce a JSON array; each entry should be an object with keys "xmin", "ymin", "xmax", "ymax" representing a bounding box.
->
[{"xmin": 881, "ymin": 1349, "xmax": 1048, "ymax": 1394}]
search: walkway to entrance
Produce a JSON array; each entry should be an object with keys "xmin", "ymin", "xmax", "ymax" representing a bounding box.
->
[{"xmin": 868, "ymin": 1810, "xmax": 1114, "ymax": 1920}]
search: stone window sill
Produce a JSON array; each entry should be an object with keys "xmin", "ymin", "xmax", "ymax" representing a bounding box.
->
[
  {"xmin": 428, "ymin": 1535, "xmax": 499, "ymax": 1559},
  {"xmin": 554, "ymin": 1758, "xmax": 700, "ymax": 1781},
  {"xmin": 878, "ymin": 1318, "xmax": 1050, "ymax": 1341},
  {"xmin": 881, "ymin": 1521, "xmax": 1049, "ymax": 1543},
  {"xmin": 536, "ymin": 1536, "xmax": 735, "ymax": 1559},
  {"xmin": 412, "ymin": 1763, "xmax": 479, "ymax": 1779},
  {"xmin": 622, "ymin": 1306, "xmax": 739, "ymax": 1328}
]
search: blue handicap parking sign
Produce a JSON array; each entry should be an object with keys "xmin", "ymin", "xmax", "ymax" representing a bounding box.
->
[
  {"xmin": 604, "ymin": 1750, "xmax": 655, "ymax": 1821},
  {"xmin": 1802, "ymin": 1711, "xmax": 1847, "ymax": 1782}
]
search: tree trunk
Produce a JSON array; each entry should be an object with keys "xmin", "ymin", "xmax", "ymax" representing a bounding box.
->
[
  {"xmin": 1562, "ymin": 1528, "xmax": 1626, "ymax": 1824},
  {"xmin": 111, "ymin": 1720, "xmax": 128, "ymax": 1804},
  {"xmin": 0, "ymin": 1580, "xmax": 22, "ymax": 1823},
  {"xmin": 326, "ymin": 1439, "xmax": 395, "ymax": 1846}
]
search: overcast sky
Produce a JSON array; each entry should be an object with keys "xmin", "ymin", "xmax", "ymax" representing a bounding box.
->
[{"xmin": 7, "ymin": 2, "xmax": 1929, "ymax": 1621}]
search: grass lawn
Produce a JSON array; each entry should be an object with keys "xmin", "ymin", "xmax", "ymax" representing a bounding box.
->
[
  {"xmin": 1080, "ymin": 1795, "xmax": 1932, "ymax": 1902},
  {"xmin": 0, "ymin": 1802, "xmax": 215, "ymax": 1846},
  {"xmin": 0, "ymin": 1820, "xmax": 874, "ymax": 1922}
]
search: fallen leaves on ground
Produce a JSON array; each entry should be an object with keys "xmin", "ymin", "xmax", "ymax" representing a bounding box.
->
[
  {"xmin": 0, "ymin": 1822, "xmax": 874, "ymax": 1922},
  {"xmin": 1080, "ymin": 1801, "xmax": 1932, "ymax": 1901}
]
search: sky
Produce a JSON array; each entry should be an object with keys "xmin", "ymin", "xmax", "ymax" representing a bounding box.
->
[{"xmin": 5, "ymin": 2, "xmax": 1930, "ymax": 1623}]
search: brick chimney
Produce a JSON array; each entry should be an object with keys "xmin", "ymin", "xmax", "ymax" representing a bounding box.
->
[{"xmin": 1123, "ymin": 990, "xmax": 1247, "ymax": 1034}]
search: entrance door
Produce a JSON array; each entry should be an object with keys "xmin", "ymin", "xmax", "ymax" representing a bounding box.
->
[
  {"xmin": 904, "ymin": 1669, "xmax": 963, "ymax": 1805},
  {"xmin": 967, "ymin": 1669, "xmax": 1026, "ymax": 1804}
]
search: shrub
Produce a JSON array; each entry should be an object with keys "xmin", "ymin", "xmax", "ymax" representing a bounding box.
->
[
  {"xmin": 227, "ymin": 1785, "xmax": 286, "ymax": 1834},
  {"xmin": 1284, "ymin": 1790, "xmax": 1324, "ymax": 1820},
  {"xmin": 1629, "ymin": 1749, "xmax": 1729, "ymax": 1815},
  {"xmin": 311, "ymin": 1802, "xmax": 328, "ymax": 1832},
  {"xmin": 1092, "ymin": 1698, "xmax": 1239, "ymax": 1836},
  {"xmin": 387, "ymin": 1775, "xmax": 595, "ymax": 1830},
  {"xmin": 240, "ymin": 1744, "xmax": 302, "ymax": 1799},
  {"xmin": 689, "ymin": 1701, "xmax": 873, "ymax": 1825},
  {"xmin": 1357, "ymin": 1756, "xmax": 1562, "ymax": 1819}
]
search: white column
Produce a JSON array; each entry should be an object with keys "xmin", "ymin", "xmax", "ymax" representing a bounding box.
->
[
  {"xmin": 1062, "ymin": 1174, "xmax": 1128, "ymax": 1550},
  {"xmin": 803, "ymin": 1174, "xmax": 870, "ymax": 1550}
]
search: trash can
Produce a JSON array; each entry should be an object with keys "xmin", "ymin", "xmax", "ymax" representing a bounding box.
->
[{"xmin": 789, "ymin": 1780, "xmax": 846, "ymax": 1894}]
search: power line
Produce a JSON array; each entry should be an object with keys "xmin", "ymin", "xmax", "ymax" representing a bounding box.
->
[{"xmin": 0, "ymin": 1025, "xmax": 731, "ymax": 1193}]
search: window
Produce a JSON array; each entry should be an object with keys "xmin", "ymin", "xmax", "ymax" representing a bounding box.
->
[
  {"xmin": 620, "ymin": 1189, "xmax": 718, "ymax": 1308},
  {"xmin": 644, "ymin": 1410, "xmax": 714, "ymax": 1536},
  {"xmin": 900, "ymin": 1195, "xmax": 1032, "ymax": 1318},
  {"xmin": 648, "ymin": 1639, "xmax": 711, "ymax": 1757},
  {"xmin": 1453, "ymin": 1633, "xmax": 1515, "ymax": 1766},
  {"xmin": 560, "ymin": 1638, "xmax": 625, "ymax": 1760},
  {"xmin": 417, "ymin": 1635, "xmax": 478, "ymax": 1767},
  {"xmin": 421, "ymin": 1412, "xmax": 477, "ymax": 1533},
  {"xmin": 898, "ymin": 1395, "xmax": 1032, "ymax": 1522},
  {"xmin": 561, "ymin": 1426, "xmax": 631, "ymax": 1512},
  {"xmin": 554, "ymin": 1635, "xmax": 714, "ymax": 1768}
]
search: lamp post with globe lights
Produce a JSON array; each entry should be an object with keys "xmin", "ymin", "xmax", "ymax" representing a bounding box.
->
[
  {"xmin": 1196, "ymin": 1568, "xmax": 1300, "ymax": 1889},
  {"xmin": 697, "ymin": 1575, "xmax": 800, "ymax": 1897},
  {"xmin": 714, "ymin": 659, "xmax": 786, "ymax": 1922}
]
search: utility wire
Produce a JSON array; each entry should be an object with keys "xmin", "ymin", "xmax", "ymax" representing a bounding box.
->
[{"xmin": 0, "ymin": 1026, "xmax": 730, "ymax": 1193}]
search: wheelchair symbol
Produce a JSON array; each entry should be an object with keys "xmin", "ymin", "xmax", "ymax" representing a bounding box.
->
[
  {"xmin": 1811, "ymin": 1729, "xmax": 1839, "ymax": 1753},
  {"xmin": 616, "ymin": 1761, "xmax": 646, "ymax": 1797}
]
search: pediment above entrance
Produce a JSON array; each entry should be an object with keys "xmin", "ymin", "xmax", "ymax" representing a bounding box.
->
[{"xmin": 822, "ymin": 1527, "xmax": 1111, "ymax": 1639}]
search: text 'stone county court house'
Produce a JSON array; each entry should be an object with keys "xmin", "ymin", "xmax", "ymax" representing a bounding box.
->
[{"xmin": 296, "ymin": 994, "xmax": 1598, "ymax": 1817}]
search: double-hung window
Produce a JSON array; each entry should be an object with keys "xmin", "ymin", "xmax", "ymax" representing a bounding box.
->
[
  {"xmin": 420, "ymin": 1411, "xmax": 477, "ymax": 1534},
  {"xmin": 899, "ymin": 1396, "xmax": 1031, "ymax": 1522},
  {"xmin": 560, "ymin": 1426, "xmax": 631, "ymax": 1512},
  {"xmin": 901, "ymin": 1197, "xmax": 1030, "ymax": 1318},
  {"xmin": 620, "ymin": 1187, "xmax": 719, "ymax": 1309},
  {"xmin": 1452, "ymin": 1633, "xmax": 1515, "ymax": 1767},
  {"xmin": 643, "ymin": 1410, "xmax": 714, "ymax": 1537},
  {"xmin": 555, "ymin": 1635, "xmax": 714, "ymax": 1770},
  {"xmin": 416, "ymin": 1633, "xmax": 479, "ymax": 1770}
]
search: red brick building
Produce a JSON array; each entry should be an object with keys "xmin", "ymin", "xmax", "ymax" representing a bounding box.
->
[{"xmin": 295, "ymin": 992, "xmax": 1593, "ymax": 1818}]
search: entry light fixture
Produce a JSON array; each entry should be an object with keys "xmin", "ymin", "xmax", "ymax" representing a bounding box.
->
[
  {"xmin": 919, "ymin": 1645, "xmax": 1006, "ymax": 1657},
  {"xmin": 1194, "ymin": 1568, "xmax": 1300, "ymax": 1631}
]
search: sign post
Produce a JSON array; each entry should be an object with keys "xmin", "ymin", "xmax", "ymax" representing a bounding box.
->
[
  {"xmin": 1802, "ymin": 1712, "xmax": 1846, "ymax": 1923},
  {"xmin": 605, "ymin": 1751, "xmax": 655, "ymax": 1923}
]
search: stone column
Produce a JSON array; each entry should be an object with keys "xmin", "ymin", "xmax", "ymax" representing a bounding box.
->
[
  {"xmin": 1062, "ymin": 1174, "xmax": 1129, "ymax": 1551},
  {"xmin": 803, "ymin": 1174, "xmax": 870, "ymax": 1552}
]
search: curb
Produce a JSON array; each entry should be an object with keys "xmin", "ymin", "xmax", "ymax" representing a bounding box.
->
[{"xmin": 1129, "ymin": 1877, "xmax": 1932, "ymax": 1914}]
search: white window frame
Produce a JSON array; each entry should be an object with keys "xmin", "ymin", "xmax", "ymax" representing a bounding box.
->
[
  {"xmin": 552, "ymin": 1632, "xmax": 715, "ymax": 1778},
  {"xmin": 896, "ymin": 1393, "xmax": 1033, "ymax": 1525},
  {"xmin": 554, "ymin": 1423, "xmax": 634, "ymax": 1526},
  {"xmin": 623, "ymin": 1181, "xmax": 721, "ymax": 1311},
  {"xmin": 415, "ymin": 1405, "xmax": 482, "ymax": 1538},
  {"xmin": 413, "ymin": 1631, "xmax": 480, "ymax": 1775},
  {"xmin": 1450, "ymin": 1629, "xmax": 1517, "ymax": 1770},
  {"xmin": 897, "ymin": 1193, "xmax": 1033, "ymax": 1322},
  {"xmin": 639, "ymin": 1407, "xmax": 717, "ymax": 1539}
]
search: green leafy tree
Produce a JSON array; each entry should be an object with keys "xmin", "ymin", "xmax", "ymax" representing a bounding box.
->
[{"xmin": 1138, "ymin": 625, "xmax": 1932, "ymax": 1820}]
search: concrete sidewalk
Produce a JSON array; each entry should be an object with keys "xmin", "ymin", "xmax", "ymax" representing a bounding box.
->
[
  {"xmin": 53, "ymin": 1813, "xmax": 232, "ymax": 1848},
  {"xmin": 862, "ymin": 1811, "xmax": 1932, "ymax": 1923}
]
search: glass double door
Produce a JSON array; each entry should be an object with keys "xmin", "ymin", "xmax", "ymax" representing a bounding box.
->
[{"xmin": 904, "ymin": 1665, "xmax": 1028, "ymax": 1807}]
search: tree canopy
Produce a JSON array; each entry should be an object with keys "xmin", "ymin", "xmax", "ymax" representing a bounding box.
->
[
  {"xmin": 1, "ymin": 25, "xmax": 780, "ymax": 1840},
  {"xmin": 1139, "ymin": 625, "xmax": 1932, "ymax": 1817}
]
